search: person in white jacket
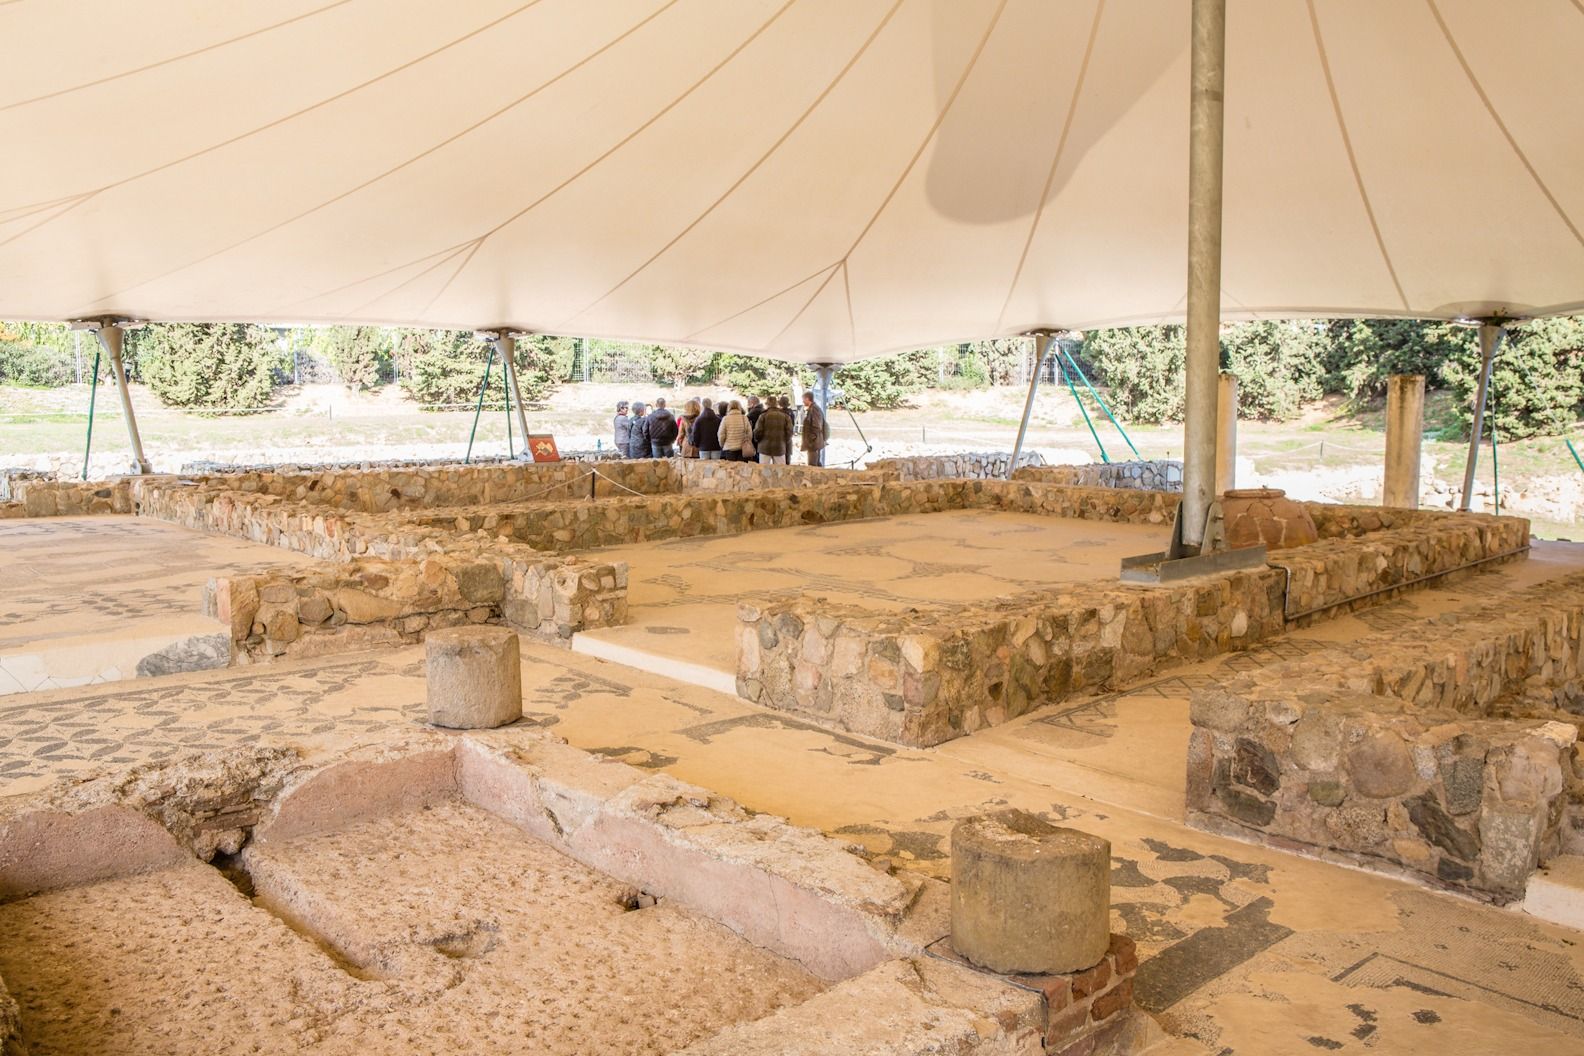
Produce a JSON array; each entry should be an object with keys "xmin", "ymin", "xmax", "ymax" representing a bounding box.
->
[{"xmin": 717, "ymin": 401, "xmax": 752, "ymax": 462}]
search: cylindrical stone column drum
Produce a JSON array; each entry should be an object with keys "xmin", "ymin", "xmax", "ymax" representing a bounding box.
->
[
  {"xmin": 425, "ymin": 626, "xmax": 522, "ymax": 730},
  {"xmin": 951, "ymin": 810, "xmax": 1110, "ymax": 975}
]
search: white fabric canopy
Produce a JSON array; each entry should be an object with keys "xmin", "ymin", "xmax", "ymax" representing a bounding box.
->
[{"xmin": 1, "ymin": 0, "xmax": 1580, "ymax": 363}]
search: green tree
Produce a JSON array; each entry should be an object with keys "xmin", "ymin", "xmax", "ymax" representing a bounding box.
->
[
  {"xmin": 1443, "ymin": 316, "xmax": 1584, "ymax": 440},
  {"xmin": 1219, "ymin": 321, "xmax": 1328, "ymax": 421},
  {"xmin": 1321, "ymin": 318, "xmax": 1470, "ymax": 404},
  {"xmin": 399, "ymin": 330, "xmax": 573, "ymax": 407},
  {"xmin": 304, "ymin": 326, "xmax": 392, "ymax": 391},
  {"xmin": 130, "ymin": 323, "xmax": 285, "ymax": 411},
  {"xmin": 645, "ymin": 344, "xmax": 717, "ymax": 388},
  {"xmin": 834, "ymin": 348, "xmax": 937, "ymax": 411},
  {"xmin": 966, "ymin": 339, "xmax": 1027, "ymax": 386},
  {"xmin": 711, "ymin": 352, "xmax": 804, "ymax": 396},
  {"xmin": 1080, "ymin": 325, "xmax": 1186, "ymax": 423},
  {"xmin": 0, "ymin": 321, "xmax": 79, "ymax": 387}
]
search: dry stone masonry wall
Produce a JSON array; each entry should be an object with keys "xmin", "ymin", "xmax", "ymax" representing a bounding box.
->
[
  {"xmin": 1188, "ymin": 572, "xmax": 1584, "ymax": 900},
  {"xmin": 738, "ymin": 569, "xmax": 1286, "ymax": 747},
  {"xmin": 868, "ymin": 451, "xmax": 1046, "ymax": 481},
  {"xmin": 1013, "ymin": 460, "xmax": 1183, "ymax": 492}
]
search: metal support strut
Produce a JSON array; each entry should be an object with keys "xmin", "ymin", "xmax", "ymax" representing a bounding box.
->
[
  {"xmin": 72, "ymin": 318, "xmax": 151, "ymax": 475},
  {"xmin": 1181, "ymin": 0, "xmax": 1226, "ymax": 550},
  {"xmin": 1009, "ymin": 330, "xmax": 1059, "ymax": 478},
  {"xmin": 478, "ymin": 330, "xmax": 532, "ymax": 459},
  {"xmin": 1459, "ymin": 321, "xmax": 1504, "ymax": 513}
]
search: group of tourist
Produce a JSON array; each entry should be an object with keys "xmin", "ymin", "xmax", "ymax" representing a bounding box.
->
[{"xmin": 611, "ymin": 393, "xmax": 829, "ymax": 466}]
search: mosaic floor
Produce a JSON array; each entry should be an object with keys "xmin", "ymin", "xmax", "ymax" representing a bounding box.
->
[
  {"xmin": 571, "ymin": 508, "xmax": 1171, "ymax": 684},
  {"xmin": 5, "ymin": 519, "xmax": 1584, "ymax": 1054},
  {"xmin": 0, "ymin": 517, "xmax": 309, "ymax": 696}
]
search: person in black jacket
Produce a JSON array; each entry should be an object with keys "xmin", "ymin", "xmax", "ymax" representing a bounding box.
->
[
  {"xmin": 647, "ymin": 398, "xmax": 679, "ymax": 457},
  {"xmin": 691, "ymin": 399, "xmax": 722, "ymax": 459},
  {"xmin": 745, "ymin": 395, "xmax": 764, "ymax": 430}
]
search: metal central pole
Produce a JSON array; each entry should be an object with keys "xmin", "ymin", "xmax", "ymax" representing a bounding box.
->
[
  {"xmin": 814, "ymin": 363, "xmax": 834, "ymax": 417},
  {"xmin": 482, "ymin": 331, "xmax": 532, "ymax": 458},
  {"xmin": 1459, "ymin": 322, "xmax": 1503, "ymax": 512},
  {"xmin": 1181, "ymin": 0, "xmax": 1226, "ymax": 549},
  {"xmin": 90, "ymin": 323, "xmax": 152, "ymax": 474},
  {"xmin": 1009, "ymin": 331, "xmax": 1058, "ymax": 477}
]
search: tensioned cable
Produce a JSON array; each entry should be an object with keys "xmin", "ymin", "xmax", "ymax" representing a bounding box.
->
[
  {"xmin": 376, "ymin": 0, "xmax": 801, "ymax": 322},
  {"xmin": 683, "ymin": 263, "xmax": 838, "ymax": 344},
  {"xmin": 0, "ymin": 0, "xmax": 549, "ymax": 251},
  {"xmin": 992, "ymin": 0, "xmax": 1106, "ymax": 335},
  {"xmin": 87, "ymin": 0, "xmax": 683, "ymax": 312},
  {"xmin": 1424, "ymin": 0, "xmax": 1584, "ymax": 251},
  {"xmin": 1304, "ymin": 0, "xmax": 1411, "ymax": 312},
  {"xmin": 763, "ymin": 0, "xmax": 1010, "ymax": 354},
  {"xmin": 555, "ymin": 0, "xmax": 905, "ymax": 334},
  {"xmin": 0, "ymin": 0, "xmax": 359, "ymax": 112}
]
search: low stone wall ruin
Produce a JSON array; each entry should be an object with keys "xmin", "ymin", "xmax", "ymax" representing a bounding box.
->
[
  {"xmin": 0, "ymin": 476, "xmax": 132, "ymax": 518},
  {"xmin": 739, "ymin": 569, "xmax": 1287, "ymax": 747},
  {"xmin": 867, "ymin": 451, "xmax": 1045, "ymax": 481},
  {"xmin": 1187, "ymin": 573, "xmax": 1584, "ymax": 901},
  {"xmin": 738, "ymin": 494, "xmax": 1528, "ymax": 747},
  {"xmin": 208, "ymin": 548, "xmax": 626, "ymax": 660},
  {"xmin": 1013, "ymin": 460, "xmax": 1183, "ymax": 492}
]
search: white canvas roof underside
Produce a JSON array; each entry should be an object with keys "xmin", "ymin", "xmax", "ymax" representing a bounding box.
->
[{"xmin": 1, "ymin": 0, "xmax": 1580, "ymax": 362}]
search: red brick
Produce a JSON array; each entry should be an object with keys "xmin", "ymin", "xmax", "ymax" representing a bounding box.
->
[
  {"xmin": 1024, "ymin": 973, "xmax": 1073, "ymax": 1010},
  {"xmin": 1107, "ymin": 933, "xmax": 1138, "ymax": 974},
  {"xmin": 1090, "ymin": 979, "xmax": 1134, "ymax": 1022},
  {"xmin": 1046, "ymin": 999, "xmax": 1093, "ymax": 1042},
  {"xmin": 1070, "ymin": 960, "xmax": 1111, "ymax": 998}
]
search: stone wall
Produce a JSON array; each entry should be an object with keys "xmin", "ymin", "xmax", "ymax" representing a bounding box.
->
[
  {"xmin": 734, "ymin": 491, "xmax": 1528, "ymax": 748},
  {"xmin": 738, "ymin": 568, "xmax": 1287, "ymax": 747},
  {"xmin": 208, "ymin": 548, "xmax": 626, "ymax": 660},
  {"xmin": 1273, "ymin": 507, "xmax": 1529, "ymax": 620},
  {"xmin": 0, "ymin": 476, "xmax": 133, "ymax": 518},
  {"xmin": 1187, "ymin": 574, "xmax": 1584, "ymax": 900},
  {"xmin": 177, "ymin": 450, "xmax": 622, "ymax": 475},
  {"xmin": 867, "ymin": 451, "xmax": 1045, "ymax": 481},
  {"xmin": 678, "ymin": 460, "xmax": 886, "ymax": 493},
  {"xmin": 1013, "ymin": 460, "xmax": 1183, "ymax": 492},
  {"xmin": 173, "ymin": 458, "xmax": 682, "ymax": 512}
]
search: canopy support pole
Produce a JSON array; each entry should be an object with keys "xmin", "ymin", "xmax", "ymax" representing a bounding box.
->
[
  {"xmin": 479, "ymin": 330, "xmax": 531, "ymax": 459},
  {"xmin": 1459, "ymin": 322, "xmax": 1504, "ymax": 512},
  {"xmin": 814, "ymin": 363, "xmax": 834, "ymax": 418},
  {"xmin": 1181, "ymin": 0, "xmax": 1226, "ymax": 551},
  {"xmin": 1009, "ymin": 330, "xmax": 1059, "ymax": 478},
  {"xmin": 72, "ymin": 319, "xmax": 151, "ymax": 475}
]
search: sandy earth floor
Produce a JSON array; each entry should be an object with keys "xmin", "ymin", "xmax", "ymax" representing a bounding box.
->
[
  {"xmin": 572, "ymin": 509, "xmax": 1171, "ymax": 682},
  {"xmin": 0, "ymin": 799, "xmax": 821, "ymax": 1055},
  {"xmin": 0, "ymin": 517, "xmax": 307, "ymax": 696},
  {"xmin": 4, "ymin": 523, "xmax": 1584, "ymax": 1054}
]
